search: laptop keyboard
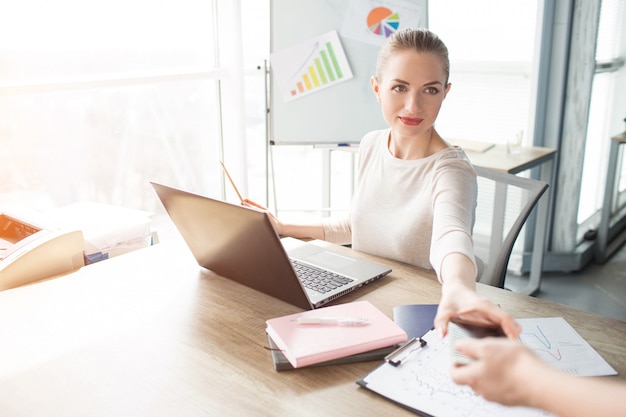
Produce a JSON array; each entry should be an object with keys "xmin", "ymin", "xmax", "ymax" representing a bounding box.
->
[{"xmin": 291, "ymin": 259, "xmax": 354, "ymax": 294}]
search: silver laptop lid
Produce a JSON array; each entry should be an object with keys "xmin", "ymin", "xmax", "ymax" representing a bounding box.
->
[{"xmin": 151, "ymin": 182, "xmax": 313, "ymax": 310}]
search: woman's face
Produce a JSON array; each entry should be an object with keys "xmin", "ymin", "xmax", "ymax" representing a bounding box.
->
[{"xmin": 371, "ymin": 50, "xmax": 450, "ymax": 139}]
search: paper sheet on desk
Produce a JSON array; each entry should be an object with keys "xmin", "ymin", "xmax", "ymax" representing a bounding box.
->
[
  {"xmin": 358, "ymin": 317, "xmax": 615, "ymax": 417},
  {"xmin": 448, "ymin": 139, "xmax": 495, "ymax": 153},
  {"xmin": 517, "ymin": 317, "xmax": 616, "ymax": 376}
]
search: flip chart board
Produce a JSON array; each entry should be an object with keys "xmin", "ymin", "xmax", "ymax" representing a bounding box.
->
[{"xmin": 269, "ymin": 0, "xmax": 428, "ymax": 145}]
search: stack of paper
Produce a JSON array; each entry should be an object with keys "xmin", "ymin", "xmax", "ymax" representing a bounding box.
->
[
  {"xmin": 266, "ymin": 337, "xmax": 395, "ymax": 371},
  {"xmin": 42, "ymin": 202, "xmax": 154, "ymax": 264},
  {"xmin": 266, "ymin": 301, "xmax": 407, "ymax": 369}
]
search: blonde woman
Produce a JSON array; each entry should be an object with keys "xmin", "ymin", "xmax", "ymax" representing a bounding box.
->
[{"xmin": 251, "ymin": 28, "xmax": 519, "ymax": 338}]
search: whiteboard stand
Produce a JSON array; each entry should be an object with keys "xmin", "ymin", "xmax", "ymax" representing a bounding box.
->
[
  {"xmin": 264, "ymin": 60, "xmax": 277, "ymax": 213},
  {"xmin": 315, "ymin": 145, "xmax": 357, "ymax": 218}
]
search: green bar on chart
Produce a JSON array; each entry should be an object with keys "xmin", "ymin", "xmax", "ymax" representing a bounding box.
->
[
  {"xmin": 320, "ymin": 50, "xmax": 336, "ymax": 82},
  {"xmin": 326, "ymin": 42, "xmax": 343, "ymax": 79},
  {"xmin": 314, "ymin": 58, "xmax": 328, "ymax": 84}
]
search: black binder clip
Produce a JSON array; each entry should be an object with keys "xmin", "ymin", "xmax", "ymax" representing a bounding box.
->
[{"xmin": 384, "ymin": 337, "xmax": 427, "ymax": 367}]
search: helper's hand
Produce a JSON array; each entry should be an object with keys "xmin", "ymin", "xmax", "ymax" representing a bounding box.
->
[{"xmin": 450, "ymin": 338, "xmax": 545, "ymax": 406}]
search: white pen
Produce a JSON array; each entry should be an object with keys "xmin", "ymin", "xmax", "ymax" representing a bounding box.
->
[{"xmin": 291, "ymin": 317, "xmax": 369, "ymax": 326}]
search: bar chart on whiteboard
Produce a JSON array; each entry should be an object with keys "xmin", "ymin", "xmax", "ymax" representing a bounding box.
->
[{"xmin": 270, "ymin": 30, "xmax": 354, "ymax": 103}]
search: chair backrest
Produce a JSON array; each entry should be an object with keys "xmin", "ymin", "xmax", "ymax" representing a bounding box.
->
[{"xmin": 472, "ymin": 166, "xmax": 548, "ymax": 288}]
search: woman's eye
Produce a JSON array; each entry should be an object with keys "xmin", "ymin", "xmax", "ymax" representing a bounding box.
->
[
  {"xmin": 392, "ymin": 85, "xmax": 407, "ymax": 92},
  {"xmin": 425, "ymin": 87, "xmax": 439, "ymax": 94}
]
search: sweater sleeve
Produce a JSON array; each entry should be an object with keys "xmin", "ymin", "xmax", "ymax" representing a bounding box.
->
[
  {"xmin": 429, "ymin": 158, "xmax": 478, "ymax": 282},
  {"xmin": 321, "ymin": 214, "xmax": 352, "ymax": 245}
]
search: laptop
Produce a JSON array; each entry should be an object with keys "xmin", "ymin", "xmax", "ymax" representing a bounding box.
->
[{"xmin": 151, "ymin": 182, "xmax": 391, "ymax": 309}]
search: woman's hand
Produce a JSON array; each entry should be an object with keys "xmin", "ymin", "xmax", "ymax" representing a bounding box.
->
[
  {"xmin": 435, "ymin": 283, "xmax": 521, "ymax": 339},
  {"xmin": 241, "ymin": 200, "xmax": 324, "ymax": 240},
  {"xmin": 434, "ymin": 253, "xmax": 521, "ymax": 339},
  {"xmin": 241, "ymin": 198, "xmax": 267, "ymax": 210},
  {"xmin": 241, "ymin": 199, "xmax": 285, "ymax": 235}
]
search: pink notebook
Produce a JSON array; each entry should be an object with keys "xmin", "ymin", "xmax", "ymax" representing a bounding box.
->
[{"xmin": 265, "ymin": 301, "xmax": 408, "ymax": 368}]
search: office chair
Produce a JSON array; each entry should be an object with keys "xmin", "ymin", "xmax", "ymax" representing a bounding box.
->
[{"xmin": 472, "ymin": 166, "xmax": 548, "ymax": 288}]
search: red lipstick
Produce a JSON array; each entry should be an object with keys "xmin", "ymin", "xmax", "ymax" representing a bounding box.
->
[{"xmin": 399, "ymin": 117, "xmax": 423, "ymax": 126}]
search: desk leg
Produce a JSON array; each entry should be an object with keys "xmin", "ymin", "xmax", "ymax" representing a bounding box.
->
[
  {"xmin": 321, "ymin": 149, "xmax": 331, "ymax": 218},
  {"xmin": 595, "ymin": 140, "xmax": 620, "ymax": 263},
  {"xmin": 518, "ymin": 159, "xmax": 553, "ymax": 296}
]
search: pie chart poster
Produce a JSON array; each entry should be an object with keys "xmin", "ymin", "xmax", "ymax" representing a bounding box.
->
[
  {"xmin": 342, "ymin": 0, "xmax": 428, "ymax": 47},
  {"xmin": 269, "ymin": 0, "xmax": 428, "ymax": 145}
]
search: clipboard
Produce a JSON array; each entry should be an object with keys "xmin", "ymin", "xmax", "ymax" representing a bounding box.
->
[{"xmin": 356, "ymin": 330, "xmax": 550, "ymax": 417}]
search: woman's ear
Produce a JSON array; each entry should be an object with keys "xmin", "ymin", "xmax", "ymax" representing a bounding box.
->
[
  {"xmin": 444, "ymin": 82, "xmax": 452, "ymax": 99},
  {"xmin": 370, "ymin": 76, "xmax": 380, "ymax": 102}
]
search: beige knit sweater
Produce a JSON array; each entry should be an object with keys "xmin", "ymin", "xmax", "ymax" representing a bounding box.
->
[{"xmin": 322, "ymin": 129, "xmax": 477, "ymax": 281}]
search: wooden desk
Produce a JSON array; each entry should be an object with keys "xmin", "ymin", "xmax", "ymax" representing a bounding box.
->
[
  {"xmin": 0, "ymin": 237, "xmax": 623, "ymax": 417},
  {"xmin": 464, "ymin": 144, "xmax": 557, "ymax": 295},
  {"xmin": 463, "ymin": 144, "xmax": 556, "ymax": 175}
]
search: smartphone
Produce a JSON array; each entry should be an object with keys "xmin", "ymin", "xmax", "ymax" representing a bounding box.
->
[{"xmin": 448, "ymin": 317, "xmax": 505, "ymax": 364}]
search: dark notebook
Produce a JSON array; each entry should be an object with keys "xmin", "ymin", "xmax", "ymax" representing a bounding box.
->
[
  {"xmin": 392, "ymin": 304, "xmax": 438, "ymax": 339},
  {"xmin": 267, "ymin": 336, "xmax": 396, "ymax": 372}
]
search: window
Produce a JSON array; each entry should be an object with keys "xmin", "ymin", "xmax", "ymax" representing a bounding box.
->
[
  {"xmin": 429, "ymin": 0, "xmax": 540, "ymax": 145},
  {"xmin": 577, "ymin": 0, "xmax": 625, "ymax": 234},
  {"xmin": 0, "ymin": 0, "xmax": 269, "ymax": 215}
]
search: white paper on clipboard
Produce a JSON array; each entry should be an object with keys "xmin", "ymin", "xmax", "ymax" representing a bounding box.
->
[{"xmin": 357, "ymin": 317, "xmax": 616, "ymax": 417}]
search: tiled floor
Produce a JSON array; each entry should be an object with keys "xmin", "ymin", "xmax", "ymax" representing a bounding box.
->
[{"xmin": 506, "ymin": 249, "xmax": 626, "ymax": 323}]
